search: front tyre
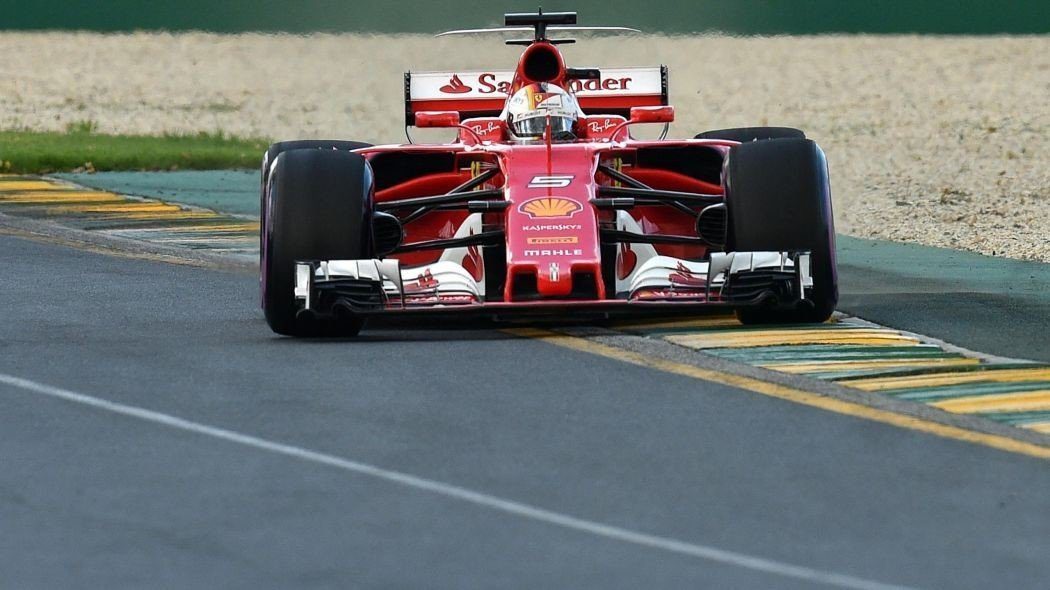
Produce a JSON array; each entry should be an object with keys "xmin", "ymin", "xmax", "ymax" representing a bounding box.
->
[
  {"xmin": 263, "ymin": 149, "xmax": 374, "ymax": 336},
  {"xmin": 259, "ymin": 140, "xmax": 372, "ymax": 292},
  {"xmin": 260, "ymin": 140, "xmax": 372, "ymax": 222},
  {"xmin": 724, "ymin": 138, "xmax": 837, "ymax": 324}
]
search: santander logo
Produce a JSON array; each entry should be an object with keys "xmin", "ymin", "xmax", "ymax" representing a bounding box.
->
[
  {"xmin": 437, "ymin": 73, "xmax": 634, "ymax": 96},
  {"xmin": 439, "ymin": 74, "xmax": 473, "ymax": 94}
]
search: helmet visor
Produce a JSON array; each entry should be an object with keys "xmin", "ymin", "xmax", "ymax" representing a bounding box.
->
[{"xmin": 511, "ymin": 112, "xmax": 575, "ymax": 139}]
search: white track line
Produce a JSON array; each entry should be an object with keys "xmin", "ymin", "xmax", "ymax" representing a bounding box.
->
[{"xmin": 0, "ymin": 372, "xmax": 912, "ymax": 590}]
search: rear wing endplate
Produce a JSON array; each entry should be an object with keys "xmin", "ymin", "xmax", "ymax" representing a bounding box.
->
[{"xmin": 404, "ymin": 66, "xmax": 667, "ymax": 126}]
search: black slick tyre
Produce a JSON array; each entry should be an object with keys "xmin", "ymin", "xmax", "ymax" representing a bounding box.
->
[
  {"xmin": 695, "ymin": 127, "xmax": 805, "ymax": 142},
  {"xmin": 724, "ymin": 138, "xmax": 837, "ymax": 324},
  {"xmin": 259, "ymin": 140, "xmax": 372, "ymax": 259},
  {"xmin": 260, "ymin": 140, "xmax": 372, "ymax": 197},
  {"xmin": 263, "ymin": 149, "xmax": 374, "ymax": 336}
]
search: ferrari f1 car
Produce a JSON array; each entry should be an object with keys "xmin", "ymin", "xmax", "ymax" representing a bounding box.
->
[{"xmin": 260, "ymin": 10, "xmax": 836, "ymax": 336}]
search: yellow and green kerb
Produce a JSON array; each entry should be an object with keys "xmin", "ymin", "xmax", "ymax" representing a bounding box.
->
[
  {"xmin": 0, "ymin": 176, "xmax": 258, "ymax": 256},
  {"xmin": 616, "ymin": 316, "xmax": 1050, "ymax": 435}
]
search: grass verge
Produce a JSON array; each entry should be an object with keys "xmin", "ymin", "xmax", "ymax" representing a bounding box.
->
[{"xmin": 0, "ymin": 128, "xmax": 270, "ymax": 173}]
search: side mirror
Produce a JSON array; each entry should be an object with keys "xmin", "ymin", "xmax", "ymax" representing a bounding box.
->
[
  {"xmin": 415, "ymin": 111, "xmax": 461, "ymax": 128},
  {"xmin": 629, "ymin": 106, "xmax": 675, "ymax": 124}
]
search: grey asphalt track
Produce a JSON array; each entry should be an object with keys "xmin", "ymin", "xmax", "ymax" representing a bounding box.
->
[{"xmin": 2, "ymin": 232, "xmax": 1050, "ymax": 589}]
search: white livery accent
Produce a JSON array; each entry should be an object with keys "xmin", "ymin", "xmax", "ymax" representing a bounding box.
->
[
  {"xmin": 628, "ymin": 256, "xmax": 709, "ymax": 294},
  {"xmin": 614, "ymin": 211, "xmax": 658, "ymax": 294},
  {"xmin": 528, "ymin": 175, "xmax": 575, "ymax": 188}
]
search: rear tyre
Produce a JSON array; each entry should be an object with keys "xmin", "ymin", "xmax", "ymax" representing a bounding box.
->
[
  {"xmin": 263, "ymin": 149, "xmax": 374, "ymax": 336},
  {"xmin": 724, "ymin": 138, "xmax": 837, "ymax": 324},
  {"xmin": 695, "ymin": 127, "xmax": 805, "ymax": 142}
]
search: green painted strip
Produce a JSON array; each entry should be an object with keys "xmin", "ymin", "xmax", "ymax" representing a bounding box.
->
[
  {"xmin": 742, "ymin": 350, "xmax": 962, "ymax": 364},
  {"xmin": 0, "ymin": 199, "xmax": 127, "ymax": 208},
  {"xmin": 147, "ymin": 232, "xmax": 256, "ymax": 241},
  {"xmin": 891, "ymin": 381, "xmax": 1050, "ymax": 401},
  {"xmin": 797, "ymin": 367, "xmax": 969, "ymax": 381},
  {"xmin": 832, "ymin": 362, "xmax": 1048, "ymax": 382},
  {"xmin": 805, "ymin": 370, "xmax": 898, "ymax": 380},
  {"xmin": 761, "ymin": 354, "xmax": 967, "ymax": 365},
  {"xmin": 79, "ymin": 218, "xmax": 233, "ymax": 230},
  {"xmin": 976, "ymin": 410, "xmax": 1050, "ymax": 426},
  {"xmin": 708, "ymin": 344, "xmax": 936, "ymax": 354},
  {"xmin": 707, "ymin": 345, "xmax": 956, "ymax": 361}
]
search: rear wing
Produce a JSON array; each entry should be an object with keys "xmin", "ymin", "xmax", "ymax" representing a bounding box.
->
[{"xmin": 404, "ymin": 66, "xmax": 667, "ymax": 126}]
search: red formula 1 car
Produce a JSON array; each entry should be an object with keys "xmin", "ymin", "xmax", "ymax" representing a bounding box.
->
[{"xmin": 260, "ymin": 10, "xmax": 836, "ymax": 336}]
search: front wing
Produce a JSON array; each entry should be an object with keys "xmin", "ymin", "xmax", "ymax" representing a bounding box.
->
[{"xmin": 291, "ymin": 252, "xmax": 813, "ymax": 321}]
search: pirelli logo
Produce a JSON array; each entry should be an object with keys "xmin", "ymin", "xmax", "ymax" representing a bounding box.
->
[{"xmin": 526, "ymin": 236, "xmax": 579, "ymax": 245}]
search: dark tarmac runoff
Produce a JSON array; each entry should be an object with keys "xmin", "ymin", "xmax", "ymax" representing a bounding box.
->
[{"xmin": 2, "ymin": 232, "xmax": 1050, "ymax": 589}]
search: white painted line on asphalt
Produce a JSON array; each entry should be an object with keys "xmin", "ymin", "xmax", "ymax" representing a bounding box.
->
[{"xmin": 0, "ymin": 371, "xmax": 913, "ymax": 590}]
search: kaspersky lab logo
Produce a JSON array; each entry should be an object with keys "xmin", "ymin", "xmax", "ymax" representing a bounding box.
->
[{"xmin": 439, "ymin": 74, "xmax": 472, "ymax": 94}]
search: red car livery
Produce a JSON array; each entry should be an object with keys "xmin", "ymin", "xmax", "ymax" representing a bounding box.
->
[{"xmin": 260, "ymin": 10, "xmax": 837, "ymax": 336}]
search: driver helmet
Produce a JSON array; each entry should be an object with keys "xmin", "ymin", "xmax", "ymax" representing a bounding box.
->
[{"xmin": 504, "ymin": 83, "xmax": 581, "ymax": 141}]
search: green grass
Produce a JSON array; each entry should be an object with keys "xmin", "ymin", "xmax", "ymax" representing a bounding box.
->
[{"xmin": 0, "ymin": 126, "xmax": 270, "ymax": 174}]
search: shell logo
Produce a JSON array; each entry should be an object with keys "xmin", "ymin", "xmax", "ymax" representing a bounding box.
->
[{"xmin": 518, "ymin": 197, "xmax": 583, "ymax": 219}]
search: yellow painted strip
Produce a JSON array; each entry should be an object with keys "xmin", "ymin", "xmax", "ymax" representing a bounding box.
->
[
  {"xmin": 932, "ymin": 390, "xmax": 1050, "ymax": 414},
  {"xmin": 105, "ymin": 210, "xmax": 222, "ymax": 221},
  {"xmin": 121, "ymin": 223, "xmax": 260, "ymax": 233},
  {"xmin": 1028, "ymin": 423, "xmax": 1050, "ymax": 434},
  {"xmin": 669, "ymin": 327, "xmax": 914, "ymax": 339},
  {"xmin": 763, "ymin": 357, "xmax": 980, "ymax": 374},
  {"xmin": 667, "ymin": 330, "xmax": 919, "ymax": 349},
  {"xmin": 112, "ymin": 227, "xmax": 258, "ymax": 238},
  {"xmin": 505, "ymin": 328, "xmax": 1050, "ymax": 460},
  {"xmin": 0, "ymin": 192, "xmax": 125, "ymax": 203},
  {"xmin": 94, "ymin": 212, "xmax": 223, "ymax": 222},
  {"xmin": 848, "ymin": 367, "xmax": 1050, "ymax": 392},
  {"xmin": 613, "ymin": 316, "xmax": 742, "ymax": 331},
  {"xmin": 47, "ymin": 203, "xmax": 184, "ymax": 214},
  {"xmin": 0, "ymin": 181, "xmax": 70, "ymax": 191}
]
